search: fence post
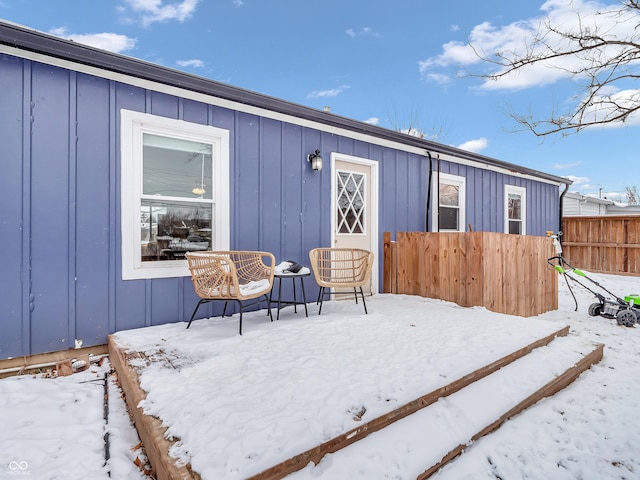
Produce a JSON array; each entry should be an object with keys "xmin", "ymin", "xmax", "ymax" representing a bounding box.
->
[{"xmin": 383, "ymin": 232, "xmax": 391, "ymax": 293}]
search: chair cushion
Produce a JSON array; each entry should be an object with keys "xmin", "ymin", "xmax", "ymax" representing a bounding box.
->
[{"xmin": 239, "ymin": 279, "xmax": 271, "ymax": 295}]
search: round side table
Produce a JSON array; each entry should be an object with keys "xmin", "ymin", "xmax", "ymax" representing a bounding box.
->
[{"xmin": 269, "ymin": 271, "xmax": 310, "ymax": 320}]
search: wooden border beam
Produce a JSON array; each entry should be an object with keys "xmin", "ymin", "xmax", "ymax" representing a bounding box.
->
[
  {"xmin": 417, "ymin": 342, "xmax": 604, "ymax": 479},
  {"xmin": 248, "ymin": 326, "xmax": 570, "ymax": 480},
  {"xmin": 108, "ymin": 335, "xmax": 200, "ymax": 480}
]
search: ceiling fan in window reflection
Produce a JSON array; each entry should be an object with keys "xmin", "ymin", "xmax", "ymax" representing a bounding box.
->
[{"xmin": 191, "ymin": 153, "xmax": 206, "ymax": 198}]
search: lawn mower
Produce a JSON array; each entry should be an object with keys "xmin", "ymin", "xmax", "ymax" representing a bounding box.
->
[{"xmin": 547, "ymin": 232, "xmax": 640, "ymax": 327}]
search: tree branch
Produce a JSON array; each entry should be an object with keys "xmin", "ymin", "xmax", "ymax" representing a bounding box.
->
[{"xmin": 468, "ymin": 0, "xmax": 640, "ymax": 136}]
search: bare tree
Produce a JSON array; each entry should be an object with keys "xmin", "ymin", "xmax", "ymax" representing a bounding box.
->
[
  {"xmin": 386, "ymin": 103, "xmax": 450, "ymax": 142},
  {"xmin": 625, "ymin": 185, "xmax": 639, "ymax": 204},
  {"xmin": 471, "ymin": 0, "xmax": 640, "ymax": 136}
]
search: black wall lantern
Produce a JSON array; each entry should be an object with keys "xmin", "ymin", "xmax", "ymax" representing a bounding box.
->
[{"xmin": 307, "ymin": 149, "xmax": 323, "ymax": 171}]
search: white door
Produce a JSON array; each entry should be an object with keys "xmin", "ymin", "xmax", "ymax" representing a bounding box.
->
[{"xmin": 331, "ymin": 154, "xmax": 379, "ymax": 294}]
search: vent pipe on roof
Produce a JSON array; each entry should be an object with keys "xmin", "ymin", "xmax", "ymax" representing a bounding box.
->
[{"xmin": 323, "ymin": 106, "xmax": 331, "ymax": 112}]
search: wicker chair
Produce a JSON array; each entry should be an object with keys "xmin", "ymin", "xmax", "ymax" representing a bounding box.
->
[
  {"xmin": 308, "ymin": 248, "xmax": 374, "ymax": 314},
  {"xmin": 185, "ymin": 251, "xmax": 275, "ymax": 334}
]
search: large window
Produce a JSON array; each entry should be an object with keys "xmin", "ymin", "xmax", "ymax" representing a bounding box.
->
[
  {"xmin": 505, "ymin": 185, "xmax": 526, "ymax": 235},
  {"xmin": 121, "ymin": 110, "xmax": 229, "ymax": 280},
  {"xmin": 432, "ymin": 173, "xmax": 466, "ymax": 232}
]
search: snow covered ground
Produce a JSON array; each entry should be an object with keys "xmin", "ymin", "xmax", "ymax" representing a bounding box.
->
[
  {"xmin": 0, "ymin": 360, "xmax": 150, "ymax": 479},
  {"xmin": 1, "ymin": 271, "xmax": 640, "ymax": 480}
]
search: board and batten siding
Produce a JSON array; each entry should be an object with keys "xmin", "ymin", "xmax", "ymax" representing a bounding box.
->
[
  {"xmin": 0, "ymin": 54, "xmax": 559, "ymax": 359},
  {"xmin": 435, "ymin": 160, "xmax": 558, "ymax": 234}
]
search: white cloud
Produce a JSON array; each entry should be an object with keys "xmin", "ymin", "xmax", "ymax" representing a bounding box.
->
[
  {"xmin": 176, "ymin": 59, "xmax": 204, "ymax": 68},
  {"xmin": 457, "ymin": 137, "xmax": 488, "ymax": 153},
  {"xmin": 565, "ymin": 178, "xmax": 628, "ymax": 201},
  {"xmin": 565, "ymin": 175, "xmax": 592, "ymax": 188},
  {"xmin": 48, "ymin": 28, "xmax": 136, "ymax": 53},
  {"xmin": 559, "ymin": 183, "xmax": 626, "ymax": 202},
  {"xmin": 345, "ymin": 27, "xmax": 380, "ymax": 38},
  {"xmin": 420, "ymin": 0, "xmax": 640, "ymax": 92},
  {"xmin": 450, "ymin": 25, "xmax": 460, "ymax": 33},
  {"xmin": 233, "ymin": 0, "xmax": 244, "ymax": 6},
  {"xmin": 580, "ymin": 87, "xmax": 640, "ymax": 127},
  {"xmin": 424, "ymin": 73, "xmax": 451, "ymax": 85},
  {"xmin": 602, "ymin": 191, "xmax": 627, "ymax": 202},
  {"xmin": 123, "ymin": 0, "xmax": 199, "ymax": 26},
  {"xmin": 418, "ymin": 38, "xmax": 481, "ymax": 73},
  {"xmin": 307, "ymin": 85, "xmax": 350, "ymax": 99},
  {"xmin": 552, "ymin": 160, "xmax": 582, "ymax": 170},
  {"xmin": 363, "ymin": 117, "xmax": 379, "ymax": 125}
]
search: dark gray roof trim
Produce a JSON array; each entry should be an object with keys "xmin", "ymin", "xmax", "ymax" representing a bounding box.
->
[{"xmin": 0, "ymin": 20, "xmax": 569, "ymax": 186}]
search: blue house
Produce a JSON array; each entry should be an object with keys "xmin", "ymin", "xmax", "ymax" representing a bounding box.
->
[{"xmin": 0, "ymin": 21, "xmax": 570, "ymax": 360}]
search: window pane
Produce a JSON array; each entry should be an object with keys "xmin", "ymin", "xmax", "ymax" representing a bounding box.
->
[
  {"xmin": 143, "ymin": 134, "xmax": 213, "ymax": 199},
  {"xmin": 439, "ymin": 206, "xmax": 459, "ymax": 230},
  {"xmin": 141, "ymin": 199, "xmax": 212, "ymax": 262},
  {"xmin": 509, "ymin": 220, "xmax": 522, "ymax": 235},
  {"xmin": 440, "ymin": 184, "xmax": 459, "ymax": 207},
  {"xmin": 508, "ymin": 193, "xmax": 521, "ymax": 220}
]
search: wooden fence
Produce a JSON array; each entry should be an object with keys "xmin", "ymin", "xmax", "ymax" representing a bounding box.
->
[
  {"xmin": 562, "ymin": 216, "xmax": 640, "ymax": 275},
  {"xmin": 383, "ymin": 232, "xmax": 558, "ymax": 317}
]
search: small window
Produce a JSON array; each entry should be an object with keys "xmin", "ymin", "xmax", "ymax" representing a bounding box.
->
[
  {"xmin": 121, "ymin": 110, "xmax": 230, "ymax": 280},
  {"xmin": 504, "ymin": 185, "xmax": 526, "ymax": 235},
  {"xmin": 432, "ymin": 173, "xmax": 466, "ymax": 232}
]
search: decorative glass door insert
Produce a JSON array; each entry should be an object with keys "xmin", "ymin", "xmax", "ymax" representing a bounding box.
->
[{"xmin": 336, "ymin": 171, "xmax": 366, "ymax": 234}]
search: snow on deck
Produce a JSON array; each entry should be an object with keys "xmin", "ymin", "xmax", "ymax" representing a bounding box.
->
[{"xmin": 110, "ymin": 294, "xmax": 568, "ymax": 479}]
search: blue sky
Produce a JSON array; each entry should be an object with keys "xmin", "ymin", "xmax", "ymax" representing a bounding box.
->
[{"xmin": 2, "ymin": 0, "xmax": 638, "ymax": 201}]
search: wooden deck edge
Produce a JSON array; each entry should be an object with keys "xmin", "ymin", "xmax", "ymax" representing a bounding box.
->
[
  {"xmin": 108, "ymin": 335, "xmax": 199, "ymax": 480},
  {"xmin": 248, "ymin": 325, "xmax": 570, "ymax": 480},
  {"xmin": 417, "ymin": 342, "xmax": 605, "ymax": 479}
]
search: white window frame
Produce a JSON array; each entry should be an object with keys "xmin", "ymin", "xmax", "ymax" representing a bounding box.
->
[
  {"xmin": 120, "ymin": 110, "xmax": 230, "ymax": 280},
  {"xmin": 431, "ymin": 172, "xmax": 466, "ymax": 232},
  {"xmin": 504, "ymin": 184, "xmax": 527, "ymax": 235}
]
